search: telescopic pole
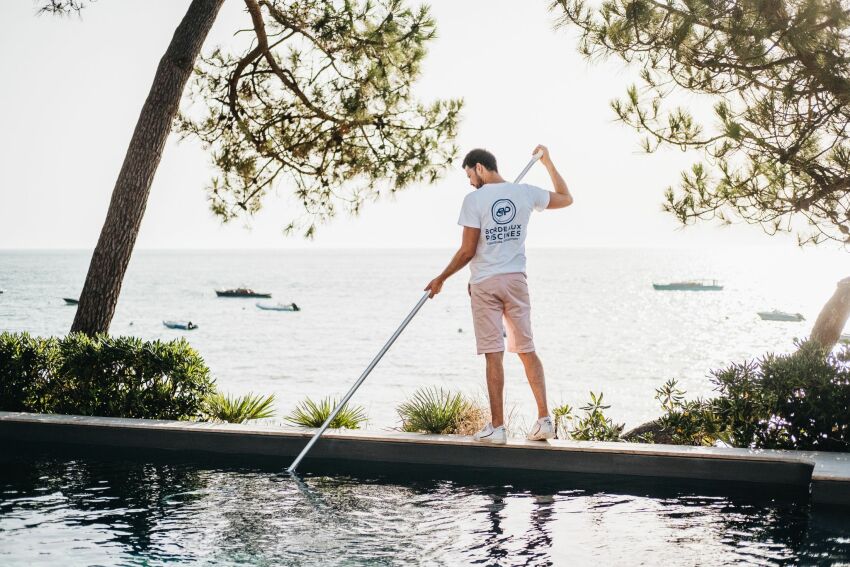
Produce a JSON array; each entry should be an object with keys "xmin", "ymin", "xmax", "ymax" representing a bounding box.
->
[{"xmin": 287, "ymin": 291, "xmax": 430, "ymax": 473}]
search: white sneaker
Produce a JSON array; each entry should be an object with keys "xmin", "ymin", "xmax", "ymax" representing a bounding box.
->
[
  {"xmin": 473, "ymin": 423, "xmax": 507, "ymax": 445},
  {"xmin": 526, "ymin": 417, "xmax": 555, "ymax": 441}
]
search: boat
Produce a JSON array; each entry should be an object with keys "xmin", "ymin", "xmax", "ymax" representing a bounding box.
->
[
  {"xmin": 256, "ymin": 302, "xmax": 300, "ymax": 312},
  {"xmin": 163, "ymin": 320, "xmax": 198, "ymax": 330},
  {"xmin": 215, "ymin": 288, "xmax": 272, "ymax": 298},
  {"xmin": 652, "ymin": 279, "xmax": 723, "ymax": 291},
  {"xmin": 757, "ymin": 310, "xmax": 805, "ymax": 322},
  {"xmin": 63, "ymin": 298, "xmax": 79, "ymax": 305}
]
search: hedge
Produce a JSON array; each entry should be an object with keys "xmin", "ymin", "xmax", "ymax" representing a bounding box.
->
[{"xmin": 0, "ymin": 332, "xmax": 215, "ymax": 420}]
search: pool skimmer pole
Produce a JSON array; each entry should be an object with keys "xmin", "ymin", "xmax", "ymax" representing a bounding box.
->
[{"xmin": 287, "ymin": 149, "xmax": 544, "ymax": 474}]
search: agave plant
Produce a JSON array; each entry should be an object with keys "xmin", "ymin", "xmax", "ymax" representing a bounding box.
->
[
  {"xmin": 204, "ymin": 391, "xmax": 276, "ymax": 424},
  {"xmin": 397, "ymin": 387, "xmax": 475, "ymax": 435},
  {"xmin": 286, "ymin": 397, "xmax": 367, "ymax": 430}
]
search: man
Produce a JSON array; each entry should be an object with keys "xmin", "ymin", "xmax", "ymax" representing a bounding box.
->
[{"xmin": 425, "ymin": 145, "xmax": 573, "ymax": 444}]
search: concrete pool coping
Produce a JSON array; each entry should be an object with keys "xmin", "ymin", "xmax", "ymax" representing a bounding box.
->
[{"xmin": 1, "ymin": 411, "xmax": 848, "ymax": 506}]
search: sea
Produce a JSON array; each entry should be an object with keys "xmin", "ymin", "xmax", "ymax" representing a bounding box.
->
[{"xmin": 1, "ymin": 247, "xmax": 847, "ymax": 434}]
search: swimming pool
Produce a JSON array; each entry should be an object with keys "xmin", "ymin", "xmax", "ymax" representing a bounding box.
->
[{"xmin": 2, "ymin": 448, "xmax": 849, "ymax": 566}]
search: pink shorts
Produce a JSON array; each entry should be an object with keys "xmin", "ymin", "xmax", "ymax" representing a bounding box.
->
[{"xmin": 470, "ymin": 272, "xmax": 535, "ymax": 355}]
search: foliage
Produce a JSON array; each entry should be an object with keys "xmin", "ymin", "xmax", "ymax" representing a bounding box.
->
[
  {"xmin": 654, "ymin": 380, "xmax": 728, "ymax": 446},
  {"xmin": 553, "ymin": 392, "xmax": 624, "ymax": 441},
  {"xmin": 649, "ymin": 344, "xmax": 850, "ymax": 451},
  {"xmin": 711, "ymin": 341, "xmax": 850, "ymax": 451},
  {"xmin": 552, "ymin": 402, "xmax": 573, "ymax": 440},
  {"xmin": 0, "ymin": 332, "xmax": 60, "ymax": 413},
  {"xmin": 552, "ymin": 0, "xmax": 850, "ymax": 245},
  {"xmin": 397, "ymin": 387, "xmax": 478, "ymax": 434},
  {"xmin": 179, "ymin": 0, "xmax": 462, "ymax": 237},
  {"xmin": 0, "ymin": 332, "xmax": 215, "ymax": 420},
  {"xmin": 286, "ymin": 396, "xmax": 367, "ymax": 429},
  {"xmin": 571, "ymin": 391, "xmax": 625, "ymax": 441},
  {"xmin": 204, "ymin": 391, "xmax": 276, "ymax": 423},
  {"xmin": 36, "ymin": 0, "xmax": 89, "ymax": 16},
  {"xmin": 452, "ymin": 396, "xmax": 489, "ymax": 436}
]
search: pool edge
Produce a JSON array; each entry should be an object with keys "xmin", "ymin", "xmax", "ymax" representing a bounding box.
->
[{"xmin": 3, "ymin": 411, "xmax": 847, "ymax": 506}]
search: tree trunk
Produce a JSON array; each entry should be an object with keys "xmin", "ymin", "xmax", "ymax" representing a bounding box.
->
[
  {"xmin": 808, "ymin": 276, "xmax": 850, "ymax": 351},
  {"xmin": 71, "ymin": 0, "xmax": 225, "ymax": 335}
]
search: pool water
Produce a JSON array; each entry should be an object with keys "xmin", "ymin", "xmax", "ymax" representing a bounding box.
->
[{"xmin": 1, "ymin": 448, "xmax": 849, "ymax": 566}]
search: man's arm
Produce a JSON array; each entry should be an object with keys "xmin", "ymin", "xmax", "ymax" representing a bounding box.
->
[
  {"xmin": 424, "ymin": 226, "xmax": 480, "ymax": 298},
  {"xmin": 534, "ymin": 144, "xmax": 573, "ymax": 209}
]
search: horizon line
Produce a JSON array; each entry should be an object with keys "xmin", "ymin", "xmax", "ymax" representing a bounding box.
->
[{"xmin": 0, "ymin": 243, "xmax": 828, "ymax": 253}]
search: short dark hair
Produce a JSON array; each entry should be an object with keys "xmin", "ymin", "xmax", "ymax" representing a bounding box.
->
[{"xmin": 462, "ymin": 148, "xmax": 498, "ymax": 172}]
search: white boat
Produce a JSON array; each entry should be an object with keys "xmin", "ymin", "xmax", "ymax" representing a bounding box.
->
[
  {"xmin": 256, "ymin": 302, "xmax": 300, "ymax": 312},
  {"xmin": 757, "ymin": 310, "xmax": 805, "ymax": 322},
  {"xmin": 163, "ymin": 320, "xmax": 198, "ymax": 330}
]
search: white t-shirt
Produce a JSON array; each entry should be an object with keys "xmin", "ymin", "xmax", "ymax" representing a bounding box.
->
[{"xmin": 457, "ymin": 182, "xmax": 550, "ymax": 284}]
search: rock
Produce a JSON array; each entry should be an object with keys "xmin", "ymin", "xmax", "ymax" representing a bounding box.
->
[{"xmin": 620, "ymin": 418, "xmax": 675, "ymax": 444}]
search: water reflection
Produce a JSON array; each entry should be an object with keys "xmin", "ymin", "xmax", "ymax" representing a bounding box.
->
[
  {"xmin": 1, "ymin": 448, "xmax": 850, "ymax": 566},
  {"xmin": 466, "ymin": 488, "xmax": 556, "ymax": 565}
]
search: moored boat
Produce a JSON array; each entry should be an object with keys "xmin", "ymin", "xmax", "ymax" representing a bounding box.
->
[
  {"xmin": 163, "ymin": 320, "xmax": 198, "ymax": 330},
  {"xmin": 652, "ymin": 279, "xmax": 723, "ymax": 291},
  {"xmin": 256, "ymin": 302, "xmax": 300, "ymax": 312},
  {"xmin": 757, "ymin": 310, "xmax": 805, "ymax": 322},
  {"xmin": 215, "ymin": 288, "xmax": 272, "ymax": 298}
]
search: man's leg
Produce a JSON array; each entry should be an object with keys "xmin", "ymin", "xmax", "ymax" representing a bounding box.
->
[
  {"xmin": 471, "ymin": 278, "xmax": 507, "ymax": 429},
  {"xmin": 500, "ymin": 274, "xmax": 549, "ymax": 419},
  {"xmin": 518, "ymin": 351, "xmax": 548, "ymax": 419},
  {"xmin": 485, "ymin": 351, "xmax": 505, "ymax": 427}
]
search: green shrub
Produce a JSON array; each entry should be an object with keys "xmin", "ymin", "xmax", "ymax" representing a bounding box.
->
[
  {"xmin": 0, "ymin": 332, "xmax": 60, "ymax": 412},
  {"xmin": 397, "ymin": 387, "xmax": 476, "ymax": 434},
  {"xmin": 712, "ymin": 341, "xmax": 850, "ymax": 451},
  {"xmin": 204, "ymin": 392, "xmax": 276, "ymax": 423},
  {"xmin": 0, "ymin": 332, "xmax": 215, "ymax": 420},
  {"xmin": 552, "ymin": 393, "xmax": 623, "ymax": 441},
  {"xmin": 286, "ymin": 396, "xmax": 367, "ymax": 429},
  {"xmin": 570, "ymin": 392, "xmax": 624, "ymax": 441},
  {"xmin": 649, "ymin": 343, "xmax": 850, "ymax": 451},
  {"xmin": 654, "ymin": 380, "xmax": 727, "ymax": 446}
]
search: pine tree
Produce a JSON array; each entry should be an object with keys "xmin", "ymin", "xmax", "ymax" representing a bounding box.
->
[
  {"xmin": 40, "ymin": 0, "xmax": 461, "ymax": 335},
  {"xmin": 552, "ymin": 0, "xmax": 850, "ymax": 347}
]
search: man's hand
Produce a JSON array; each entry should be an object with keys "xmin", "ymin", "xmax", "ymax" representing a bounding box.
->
[
  {"xmin": 425, "ymin": 277, "xmax": 444, "ymax": 298},
  {"xmin": 534, "ymin": 143, "xmax": 573, "ymax": 208},
  {"xmin": 427, "ymin": 227, "xmax": 479, "ymax": 299},
  {"xmin": 534, "ymin": 144, "xmax": 552, "ymax": 166}
]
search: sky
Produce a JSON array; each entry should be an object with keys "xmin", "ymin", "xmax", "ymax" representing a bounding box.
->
[{"xmin": 0, "ymin": 0, "xmax": 828, "ymax": 250}]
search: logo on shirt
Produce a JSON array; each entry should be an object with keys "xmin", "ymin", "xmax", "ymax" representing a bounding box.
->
[{"xmin": 491, "ymin": 199, "xmax": 516, "ymax": 225}]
